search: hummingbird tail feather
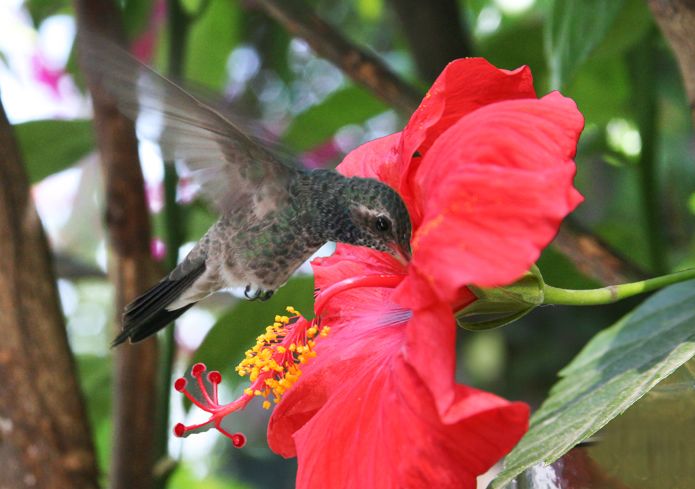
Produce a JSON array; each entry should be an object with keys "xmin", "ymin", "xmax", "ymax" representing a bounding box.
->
[
  {"xmin": 114, "ymin": 303, "xmax": 196, "ymax": 345},
  {"xmin": 113, "ymin": 262, "xmax": 206, "ymax": 346}
]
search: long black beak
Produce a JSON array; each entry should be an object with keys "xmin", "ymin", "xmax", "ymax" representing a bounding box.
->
[{"xmin": 388, "ymin": 241, "xmax": 411, "ymax": 265}]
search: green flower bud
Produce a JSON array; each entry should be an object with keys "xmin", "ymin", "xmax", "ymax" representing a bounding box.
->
[{"xmin": 456, "ymin": 266, "xmax": 544, "ymax": 331}]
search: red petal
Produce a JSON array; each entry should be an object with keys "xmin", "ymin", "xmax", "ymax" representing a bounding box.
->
[
  {"xmin": 267, "ymin": 309, "xmax": 403, "ymax": 457},
  {"xmin": 312, "ymin": 244, "xmax": 404, "ymax": 291},
  {"xmin": 286, "ymin": 348, "xmax": 528, "ymax": 489},
  {"xmin": 336, "ymin": 132, "xmax": 402, "ymax": 188},
  {"xmin": 398, "ymin": 59, "xmax": 536, "ymax": 216},
  {"xmin": 398, "ymin": 93, "xmax": 583, "ymax": 304},
  {"xmin": 268, "ymin": 298, "xmax": 528, "ymax": 489},
  {"xmin": 405, "ymin": 303, "xmax": 457, "ymax": 416}
]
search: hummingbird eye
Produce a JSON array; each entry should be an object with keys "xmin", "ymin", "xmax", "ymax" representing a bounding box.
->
[{"xmin": 374, "ymin": 216, "xmax": 392, "ymax": 233}]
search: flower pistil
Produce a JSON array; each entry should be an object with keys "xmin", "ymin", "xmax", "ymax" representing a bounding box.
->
[{"xmin": 173, "ymin": 306, "xmax": 329, "ymax": 444}]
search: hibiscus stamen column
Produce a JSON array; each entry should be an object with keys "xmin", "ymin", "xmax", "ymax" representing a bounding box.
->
[
  {"xmin": 173, "ymin": 306, "xmax": 330, "ymax": 443},
  {"xmin": 314, "ymin": 274, "xmax": 404, "ymax": 313}
]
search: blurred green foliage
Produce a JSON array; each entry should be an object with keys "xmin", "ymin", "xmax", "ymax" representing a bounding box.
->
[
  {"xmin": 15, "ymin": 119, "xmax": 94, "ymax": 183},
  {"xmin": 283, "ymin": 86, "xmax": 388, "ymax": 151}
]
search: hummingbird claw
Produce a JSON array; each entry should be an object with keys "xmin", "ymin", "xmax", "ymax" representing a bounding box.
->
[
  {"xmin": 244, "ymin": 285, "xmax": 259, "ymax": 300},
  {"xmin": 259, "ymin": 290, "xmax": 274, "ymax": 301},
  {"xmin": 244, "ymin": 285, "xmax": 273, "ymax": 301}
]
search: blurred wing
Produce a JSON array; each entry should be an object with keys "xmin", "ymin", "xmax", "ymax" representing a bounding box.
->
[{"xmin": 80, "ymin": 37, "xmax": 299, "ymax": 216}]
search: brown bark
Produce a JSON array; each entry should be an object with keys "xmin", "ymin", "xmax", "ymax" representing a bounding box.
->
[
  {"xmin": 555, "ymin": 221, "xmax": 648, "ymax": 284},
  {"xmin": 649, "ymin": 0, "xmax": 695, "ymax": 126},
  {"xmin": 254, "ymin": 0, "xmax": 422, "ymax": 114},
  {"xmin": 0, "ymin": 100, "xmax": 99, "ymax": 487},
  {"xmin": 388, "ymin": 0, "xmax": 473, "ymax": 83},
  {"xmin": 73, "ymin": 1, "xmax": 160, "ymax": 488}
]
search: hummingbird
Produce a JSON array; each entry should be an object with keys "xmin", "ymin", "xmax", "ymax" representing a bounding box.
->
[{"xmin": 87, "ymin": 43, "xmax": 413, "ymax": 346}]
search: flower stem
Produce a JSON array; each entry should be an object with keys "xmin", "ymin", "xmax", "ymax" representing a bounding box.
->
[{"xmin": 542, "ymin": 269, "xmax": 695, "ymax": 306}]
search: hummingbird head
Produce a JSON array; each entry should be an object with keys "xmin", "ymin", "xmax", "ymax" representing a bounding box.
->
[{"xmin": 335, "ymin": 177, "xmax": 412, "ymax": 264}]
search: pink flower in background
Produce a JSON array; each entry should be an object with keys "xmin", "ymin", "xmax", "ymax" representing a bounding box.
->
[
  {"xmin": 30, "ymin": 53, "xmax": 64, "ymax": 97},
  {"xmin": 300, "ymin": 138, "xmax": 341, "ymax": 169},
  {"xmin": 150, "ymin": 238, "xmax": 167, "ymax": 261},
  {"xmin": 130, "ymin": 0, "xmax": 166, "ymax": 62}
]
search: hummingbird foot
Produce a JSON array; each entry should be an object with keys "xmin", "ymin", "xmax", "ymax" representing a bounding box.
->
[{"xmin": 244, "ymin": 285, "xmax": 274, "ymax": 301}]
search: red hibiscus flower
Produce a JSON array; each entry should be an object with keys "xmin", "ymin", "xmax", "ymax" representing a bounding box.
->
[{"xmin": 175, "ymin": 58, "xmax": 584, "ymax": 489}]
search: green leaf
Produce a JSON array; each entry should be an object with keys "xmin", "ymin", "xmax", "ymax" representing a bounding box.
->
[
  {"xmin": 479, "ymin": 19, "xmax": 547, "ymax": 93},
  {"xmin": 492, "ymin": 280, "xmax": 695, "ymax": 488},
  {"xmin": 283, "ymin": 86, "xmax": 388, "ymax": 152},
  {"xmin": 186, "ymin": 0, "xmax": 240, "ymax": 89},
  {"xmin": 191, "ymin": 276, "xmax": 315, "ymax": 388},
  {"xmin": 544, "ymin": 0, "xmax": 625, "ymax": 89},
  {"xmin": 357, "ymin": 0, "xmax": 383, "ymax": 21},
  {"xmin": 565, "ymin": 55, "xmax": 631, "ymax": 125},
  {"xmin": 591, "ymin": 0, "xmax": 653, "ymax": 60},
  {"xmin": 14, "ymin": 119, "xmax": 95, "ymax": 183}
]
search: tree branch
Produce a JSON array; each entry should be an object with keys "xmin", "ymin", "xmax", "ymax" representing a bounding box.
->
[
  {"xmin": 74, "ymin": 2, "xmax": 160, "ymax": 488},
  {"xmin": 254, "ymin": 0, "xmax": 422, "ymax": 114},
  {"xmin": 555, "ymin": 220, "xmax": 648, "ymax": 284},
  {"xmin": 649, "ymin": 0, "xmax": 695, "ymax": 127},
  {"xmin": 0, "ymin": 98, "xmax": 99, "ymax": 488},
  {"xmin": 387, "ymin": 0, "xmax": 473, "ymax": 82},
  {"xmin": 255, "ymin": 0, "xmax": 647, "ymax": 286}
]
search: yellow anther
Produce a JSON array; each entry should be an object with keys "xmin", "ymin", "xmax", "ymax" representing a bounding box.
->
[{"xmin": 234, "ymin": 306, "xmax": 330, "ymax": 408}]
